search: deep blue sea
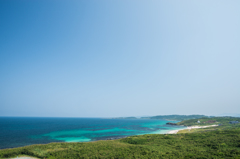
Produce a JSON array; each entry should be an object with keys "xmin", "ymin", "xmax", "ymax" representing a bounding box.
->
[{"xmin": 0, "ymin": 117, "xmax": 185, "ymax": 149}]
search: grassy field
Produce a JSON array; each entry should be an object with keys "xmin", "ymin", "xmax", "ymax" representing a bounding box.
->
[{"xmin": 1, "ymin": 117, "xmax": 240, "ymax": 159}]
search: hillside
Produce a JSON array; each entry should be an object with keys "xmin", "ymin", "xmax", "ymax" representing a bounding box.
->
[{"xmin": 177, "ymin": 116, "xmax": 240, "ymax": 126}]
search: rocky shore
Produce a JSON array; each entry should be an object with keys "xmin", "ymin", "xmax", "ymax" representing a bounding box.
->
[{"xmin": 166, "ymin": 122, "xmax": 177, "ymax": 125}]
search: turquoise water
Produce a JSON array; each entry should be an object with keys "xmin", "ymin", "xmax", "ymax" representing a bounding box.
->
[{"xmin": 0, "ymin": 117, "xmax": 185, "ymax": 149}]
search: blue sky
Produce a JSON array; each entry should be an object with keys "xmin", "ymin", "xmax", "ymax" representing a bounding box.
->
[{"xmin": 0, "ymin": 0, "xmax": 240, "ymax": 117}]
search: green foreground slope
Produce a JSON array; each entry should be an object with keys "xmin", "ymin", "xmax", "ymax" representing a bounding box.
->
[{"xmin": 1, "ymin": 117, "xmax": 240, "ymax": 159}]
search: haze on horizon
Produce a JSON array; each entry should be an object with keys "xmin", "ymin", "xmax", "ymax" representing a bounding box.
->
[{"xmin": 0, "ymin": 0, "xmax": 240, "ymax": 118}]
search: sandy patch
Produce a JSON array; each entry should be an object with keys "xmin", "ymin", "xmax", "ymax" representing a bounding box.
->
[{"xmin": 167, "ymin": 125, "xmax": 218, "ymax": 134}]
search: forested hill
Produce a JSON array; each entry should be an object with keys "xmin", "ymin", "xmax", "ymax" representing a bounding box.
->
[
  {"xmin": 141, "ymin": 115, "xmax": 212, "ymax": 121},
  {"xmin": 177, "ymin": 116, "xmax": 240, "ymax": 126}
]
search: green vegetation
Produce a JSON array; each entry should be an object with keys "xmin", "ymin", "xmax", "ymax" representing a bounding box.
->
[
  {"xmin": 141, "ymin": 114, "xmax": 211, "ymax": 121},
  {"xmin": 1, "ymin": 117, "xmax": 240, "ymax": 159},
  {"xmin": 177, "ymin": 116, "xmax": 240, "ymax": 126}
]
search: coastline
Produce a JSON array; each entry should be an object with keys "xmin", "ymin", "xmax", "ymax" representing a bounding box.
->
[
  {"xmin": 167, "ymin": 125, "xmax": 218, "ymax": 134},
  {"xmin": 0, "ymin": 125, "xmax": 221, "ymax": 150}
]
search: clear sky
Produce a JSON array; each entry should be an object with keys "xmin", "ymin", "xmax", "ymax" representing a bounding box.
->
[{"xmin": 0, "ymin": 0, "xmax": 240, "ymax": 117}]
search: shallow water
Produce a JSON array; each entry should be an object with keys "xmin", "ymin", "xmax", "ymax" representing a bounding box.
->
[{"xmin": 0, "ymin": 117, "xmax": 185, "ymax": 149}]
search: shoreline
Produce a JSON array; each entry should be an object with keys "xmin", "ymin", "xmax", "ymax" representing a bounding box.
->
[
  {"xmin": 167, "ymin": 125, "xmax": 218, "ymax": 134},
  {"xmin": 0, "ymin": 125, "xmax": 218, "ymax": 150}
]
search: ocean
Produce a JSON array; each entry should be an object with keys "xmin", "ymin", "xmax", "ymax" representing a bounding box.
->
[{"xmin": 0, "ymin": 117, "xmax": 185, "ymax": 149}]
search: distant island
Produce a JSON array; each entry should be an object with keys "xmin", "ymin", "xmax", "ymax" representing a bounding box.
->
[
  {"xmin": 112, "ymin": 116, "xmax": 138, "ymax": 119},
  {"xmin": 113, "ymin": 114, "xmax": 213, "ymax": 121}
]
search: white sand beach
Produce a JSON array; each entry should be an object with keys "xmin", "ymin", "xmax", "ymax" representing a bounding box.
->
[{"xmin": 167, "ymin": 125, "xmax": 218, "ymax": 134}]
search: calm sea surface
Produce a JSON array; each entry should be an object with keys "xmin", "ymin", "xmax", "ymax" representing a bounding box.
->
[{"xmin": 0, "ymin": 117, "xmax": 185, "ymax": 149}]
